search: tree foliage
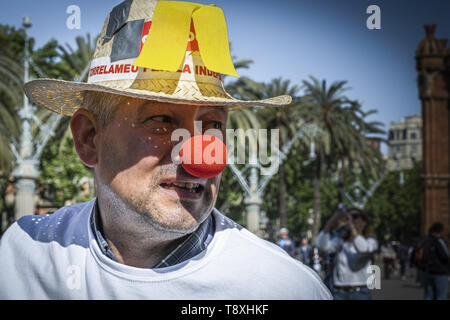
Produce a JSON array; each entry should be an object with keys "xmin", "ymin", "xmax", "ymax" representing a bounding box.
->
[
  {"xmin": 39, "ymin": 134, "xmax": 93, "ymax": 208},
  {"xmin": 0, "ymin": 25, "xmax": 27, "ymax": 175},
  {"xmin": 365, "ymin": 162, "xmax": 422, "ymax": 242}
]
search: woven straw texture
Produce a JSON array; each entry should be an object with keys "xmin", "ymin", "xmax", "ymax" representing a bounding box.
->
[{"xmin": 25, "ymin": 79, "xmax": 291, "ymax": 116}]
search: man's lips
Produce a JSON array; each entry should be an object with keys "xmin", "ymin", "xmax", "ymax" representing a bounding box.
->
[{"xmin": 159, "ymin": 177, "xmax": 207, "ymax": 200}]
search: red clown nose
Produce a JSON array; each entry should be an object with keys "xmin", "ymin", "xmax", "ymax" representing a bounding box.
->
[{"xmin": 180, "ymin": 135, "xmax": 227, "ymax": 178}]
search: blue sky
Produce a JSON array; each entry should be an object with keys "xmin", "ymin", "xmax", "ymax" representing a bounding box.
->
[{"xmin": 1, "ymin": 0, "xmax": 450, "ymax": 154}]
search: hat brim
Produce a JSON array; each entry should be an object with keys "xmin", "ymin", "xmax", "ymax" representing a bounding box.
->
[{"xmin": 24, "ymin": 79, "xmax": 291, "ymax": 116}]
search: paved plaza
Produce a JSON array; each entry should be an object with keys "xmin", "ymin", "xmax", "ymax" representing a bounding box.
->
[
  {"xmin": 371, "ymin": 274, "xmax": 424, "ymax": 300},
  {"xmin": 370, "ymin": 263, "xmax": 448, "ymax": 300}
]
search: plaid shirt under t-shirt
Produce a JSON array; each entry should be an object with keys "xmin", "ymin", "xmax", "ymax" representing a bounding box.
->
[{"xmin": 90, "ymin": 200, "xmax": 215, "ymax": 268}]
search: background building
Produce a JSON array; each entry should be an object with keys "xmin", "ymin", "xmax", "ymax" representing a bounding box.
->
[
  {"xmin": 387, "ymin": 114, "xmax": 422, "ymax": 171},
  {"xmin": 416, "ymin": 25, "xmax": 450, "ymax": 243}
]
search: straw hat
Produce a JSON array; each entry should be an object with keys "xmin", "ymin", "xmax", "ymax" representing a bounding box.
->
[{"xmin": 24, "ymin": 0, "xmax": 291, "ymax": 116}]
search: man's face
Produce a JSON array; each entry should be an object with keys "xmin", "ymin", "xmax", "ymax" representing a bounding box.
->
[{"xmin": 95, "ymin": 99, "xmax": 228, "ymax": 234}]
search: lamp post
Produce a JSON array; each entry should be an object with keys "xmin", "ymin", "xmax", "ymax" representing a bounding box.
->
[
  {"xmin": 228, "ymin": 123, "xmax": 321, "ymax": 236},
  {"xmin": 343, "ymin": 164, "xmax": 385, "ymax": 210},
  {"xmin": 243, "ymin": 166, "xmax": 262, "ymax": 235},
  {"xmin": 306, "ymin": 208, "xmax": 314, "ymax": 240},
  {"xmin": 11, "ymin": 16, "xmax": 40, "ymax": 220},
  {"xmin": 393, "ymin": 153, "xmax": 405, "ymax": 185},
  {"xmin": 10, "ymin": 17, "xmax": 90, "ymax": 220}
]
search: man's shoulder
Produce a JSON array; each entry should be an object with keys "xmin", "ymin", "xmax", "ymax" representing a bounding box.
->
[
  {"xmin": 212, "ymin": 209, "xmax": 301, "ymax": 265},
  {"xmin": 211, "ymin": 209, "xmax": 332, "ymax": 299},
  {"xmin": 1, "ymin": 199, "xmax": 94, "ymax": 249},
  {"xmin": 213, "ymin": 210, "xmax": 290, "ymax": 255}
]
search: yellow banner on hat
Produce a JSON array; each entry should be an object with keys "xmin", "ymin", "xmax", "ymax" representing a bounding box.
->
[{"xmin": 133, "ymin": 1, "xmax": 239, "ymax": 77}]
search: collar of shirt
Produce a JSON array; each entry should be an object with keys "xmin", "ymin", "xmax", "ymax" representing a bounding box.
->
[{"xmin": 90, "ymin": 199, "xmax": 215, "ymax": 268}]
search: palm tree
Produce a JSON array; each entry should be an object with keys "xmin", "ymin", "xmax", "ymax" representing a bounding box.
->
[
  {"xmin": 0, "ymin": 29, "xmax": 95, "ymax": 173},
  {"xmin": 255, "ymin": 78, "xmax": 302, "ymax": 228},
  {"xmin": 0, "ymin": 25, "xmax": 28, "ymax": 176},
  {"xmin": 57, "ymin": 34, "xmax": 96, "ymax": 82},
  {"xmin": 225, "ymin": 76, "xmax": 264, "ymax": 155},
  {"xmin": 0, "ymin": 55, "xmax": 23, "ymax": 175},
  {"xmin": 227, "ymin": 76, "xmax": 302, "ymax": 228},
  {"xmin": 300, "ymin": 76, "xmax": 384, "ymax": 241},
  {"xmin": 40, "ymin": 34, "xmax": 97, "ymax": 153}
]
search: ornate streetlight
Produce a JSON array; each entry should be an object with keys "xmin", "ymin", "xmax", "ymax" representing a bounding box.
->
[
  {"xmin": 10, "ymin": 16, "xmax": 41, "ymax": 220},
  {"xmin": 343, "ymin": 164, "xmax": 385, "ymax": 210},
  {"xmin": 10, "ymin": 16, "xmax": 89, "ymax": 220},
  {"xmin": 228, "ymin": 123, "xmax": 321, "ymax": 236}
]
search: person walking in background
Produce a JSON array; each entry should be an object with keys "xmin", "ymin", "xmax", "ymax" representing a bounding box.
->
[
  {"xmin": 380, "ymin": 241, "xmax": 397, "ymax": 279},
  {"xmin": 317, "ymin": 208, "xmax": 378, "ymax": 300},
  {"xmin": 407, "ymin": 244, "xmax": 415, "ymax": 279},
  {"xmin": 397, "ymin": 241, "xmax": 410, "ymax": 280},
  {"xmin": 411, "ymin": 236, "xmax": 427, "ymax": 287},
  {"xmin": 297, "ymin": 238, "xmax": 313, "ymax": 267},
  {"xmin": 422, "ymin": 223, "xmax": 450, "ymax": 300},
  {"xmin": 277, "ymin": 228, "xmax": 296, "ymax": 257}
]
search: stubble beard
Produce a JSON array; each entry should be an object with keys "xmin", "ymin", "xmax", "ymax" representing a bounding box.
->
[{"xmin": 95, "ymin": 172, "xmax": 200, "ymax": 242}]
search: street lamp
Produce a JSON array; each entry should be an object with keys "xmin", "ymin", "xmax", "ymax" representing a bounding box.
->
[
  {"xmin": 306, "ymin": 208, "xmax": 314, "ymax": 240},
  {"xmin": 228, "ymin": 124, "xmax": 321, "ymax": 236},
  {"xmin": 9, "ymin": 17, "xmax": 91, "ymax": 220},
  {"xmin": 343, "ymin": 163, "xmax": 385, "ymax": 210},
  {"xmin": 23, "ymin": 16, "xmax": 32, "ymax": 29},
  {"xmin": 11, "ymin": 16, "xmax": 41, "ymax": 220}
]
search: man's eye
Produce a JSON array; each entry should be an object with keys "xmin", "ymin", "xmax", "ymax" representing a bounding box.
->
[
  {"xmin": 204, "ymin": 121, "xmax": 223, "ymax": 130},
  {"xmin": 141, "ymin": 115, "xmax": 174, "ymax": 134},
  {"xmin": 146, "ymin": 115, "xmax": 172, "ymax": 123}
]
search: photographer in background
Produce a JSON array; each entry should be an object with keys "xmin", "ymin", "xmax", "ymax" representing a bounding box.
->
[{"xmin": 316, "ymin": 208, "xmax": 378, "ymax": 300}]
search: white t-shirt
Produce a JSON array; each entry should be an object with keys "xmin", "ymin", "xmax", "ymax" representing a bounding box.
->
[
  {"xmin": 0, "ymin": 199, "xmax": 331, "ymax": 299},
  {"xmin": 316, "ymin": 231, "xmax": 378, "ymax": 287}
]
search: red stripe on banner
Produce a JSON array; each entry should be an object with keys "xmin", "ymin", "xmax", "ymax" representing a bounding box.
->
[
  {"xmin": 140, "ymin": 21, "xmax": 152, "ymax": 52},
  {"xmin": 139, "ymin": 19, "xmax": 199, "ymax": 54},
  {"xmin": 186, "ymin": 20, "xmax": 199, "ymax": 52}
]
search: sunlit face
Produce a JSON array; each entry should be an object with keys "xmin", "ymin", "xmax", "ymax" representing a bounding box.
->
[{"xmin": 95, "ymin": 99, "xmax": 228, "ymax": 234}]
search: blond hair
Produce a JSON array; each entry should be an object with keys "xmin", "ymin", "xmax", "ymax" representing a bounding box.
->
[{"xmin": 80, "ymin": 91, "xmax": 127, "ymax": 126}]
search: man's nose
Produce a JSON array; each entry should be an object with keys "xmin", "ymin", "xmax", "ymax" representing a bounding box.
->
[
  {"xmin": 165, "ymin": 108, "xmax": 201, "ymax": 156},
  {"xmin": 183, "ymin": 120, "xmax": 203, "ymax": 137},
  {"xmin": 179, "ymin": 108, "xmax": 202, "ymax": 137}
]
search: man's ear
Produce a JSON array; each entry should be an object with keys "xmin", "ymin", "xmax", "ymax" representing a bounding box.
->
[{"xmin": 70, "ymin": 108, "xmax": 100, "ymax": 167}]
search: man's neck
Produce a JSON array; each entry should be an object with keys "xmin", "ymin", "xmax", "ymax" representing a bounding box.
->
[
  {"xmin": 104, "ymin": 230, "xmax": 189, "ymax": 268},
  {"xmin": 96, "ymin": 201, "xmax": 190, "ymax": 268}
]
